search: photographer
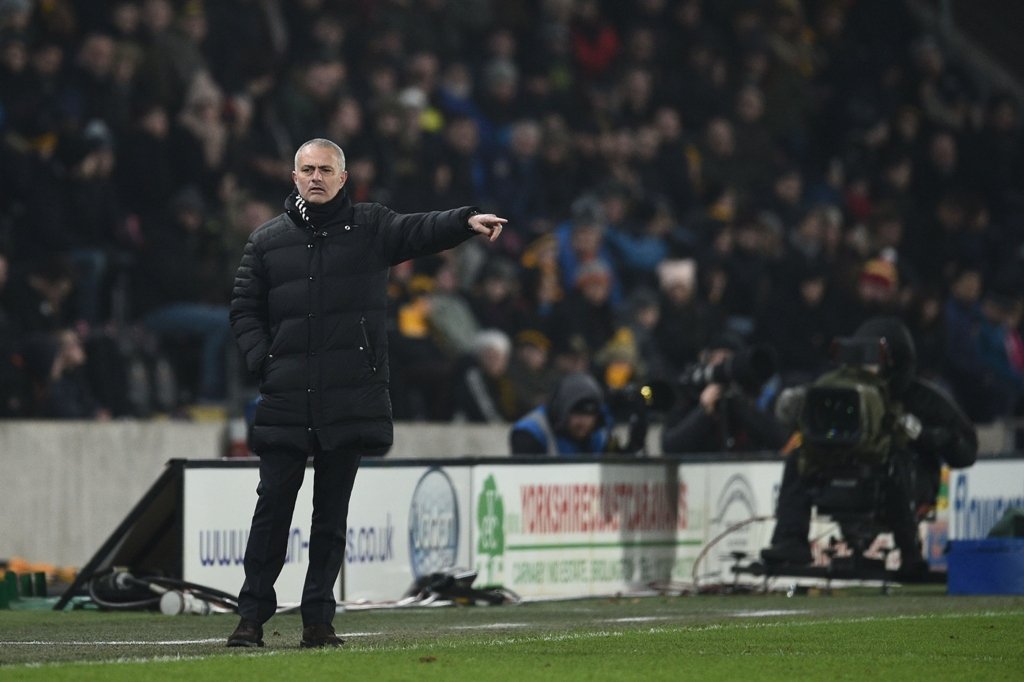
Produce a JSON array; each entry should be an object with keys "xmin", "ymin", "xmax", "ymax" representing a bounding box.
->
[
  {"xmin": 660, "ymin": 335, "xmax": 787, "ymax": 454},
  {"xmin": 762, "ymin": 317, "xmax": 978, "ymax": 572},
  {"xmin": 510, "ymin": 372, "xmax": 645, "ymax": 456}
]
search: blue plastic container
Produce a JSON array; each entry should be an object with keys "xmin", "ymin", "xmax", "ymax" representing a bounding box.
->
[{"xmin": 947, "ymin": 539, "xmax": 1024, "ymax": 595}]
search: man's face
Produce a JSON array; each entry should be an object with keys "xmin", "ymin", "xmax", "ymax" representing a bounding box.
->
[
  {"xmin": 565, "ymin": 412, "xmax": 598, "ymax": 441},
  {"xmin": 517, "ymin": 344, "xmax": 547, "ymax": 371},
  {"xmin": 570, "ymin": 224, "xmax": 602, "ymax": 257},
  {"xmin": 479, "ymin": 347, "xmax": 509, "ymax": 377},
  {"xmin": 800, "ymin": 278, "xmax": 825, "ymax": 306},
  {"xmin": 293, "ymin": 145, "xmax": 347, "ymax": 204},
  {"xmin": 580, "ymin": 276, "xmax": 611, "ymax": 305},
  {"xmin": 702, "ymin": 347, "xmax": 733, "ymax": 369}
]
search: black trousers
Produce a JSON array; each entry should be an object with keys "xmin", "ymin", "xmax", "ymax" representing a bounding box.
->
[{"xmin": 237, "ymin": 443, "xmax": 360, "ymax": 626}]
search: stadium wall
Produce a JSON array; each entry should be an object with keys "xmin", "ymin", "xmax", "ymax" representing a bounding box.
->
[
  {"xmin": 0, "ymin": 421, "xmax": 518, "ymax": 566},
  {"xmin": 0, "ymin": 420, "xmax": 1015, "ymax": 567},
  {"xmin": 0, "ymin": 420, "xmax": 225, "ymax": 567}
]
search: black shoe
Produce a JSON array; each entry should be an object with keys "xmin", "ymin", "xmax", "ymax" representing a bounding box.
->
[
  {"xmin": 301, "ymin": 623, "xmax": 343, "ymax": 649},
  {"xmin": 226, "ymin": 618, "xmax": 264, "ymax": 648},
  {"xmin": 760, "ymin": 541, "xmax": 813, "ymax": 566}
]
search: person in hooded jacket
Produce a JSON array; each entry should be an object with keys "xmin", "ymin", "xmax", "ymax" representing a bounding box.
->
[
  {"xmin": 509, "ymin": 371, "xmax": 629, "ymax": 456},
  {"xmin": 761, "ymin": 316, "xmax": 978, "ymax": 573},
  {"xmin": 227, "ymin": 138, "xmax": 505, "ymax": 649}
]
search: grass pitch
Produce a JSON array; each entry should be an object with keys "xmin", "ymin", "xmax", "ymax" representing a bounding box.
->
[{"xmin": 1, "ymin": 588, "xmax": 1022, "ymax": 680}]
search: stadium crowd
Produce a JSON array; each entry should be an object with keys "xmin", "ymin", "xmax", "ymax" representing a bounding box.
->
[{"xmin": 0, "ymin": 0, "xmax": 1022, "ymax": 427}]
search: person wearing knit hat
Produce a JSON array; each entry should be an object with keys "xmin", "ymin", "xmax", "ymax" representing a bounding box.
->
[
  {"xmin": 452, "ymin": 329, "xmax": 517, "ymax": 423},
  {"xmin": 836, "ymin": 254, "xmax": 902, "ymax": 330},
  {"xmin": 554, "ymin": 194, "xmax": 623, "ymax": 306},
  {"xmin": 574, "ymin": 257, "xmax": 612, "ymax": 291},
  {"xmin": 547, "ymin": 256, "xmax": 617, "ymax": 362},
  {"xmin": 514, "ymin": 328, "xmax": 551, "ymax": 353},
  {"xmin": 657, "ymin": 258, "xmax": 696, "ymax": 292},
  {"xmin": 506, "ymin": 328, "xmax": 558, "ymax": 414},
  {"xmin": 858, "ymin": 256, "xmax": 899, "ymax": 297}
]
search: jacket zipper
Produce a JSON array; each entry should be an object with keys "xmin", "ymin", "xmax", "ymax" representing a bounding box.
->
[{"xmin": 359, "ymin": 316, "xmax": 377, "ymax": 374}]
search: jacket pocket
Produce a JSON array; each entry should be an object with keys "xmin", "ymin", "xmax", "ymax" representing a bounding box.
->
[
  {"xmin": 359, "ymin": 316, "xmax": 378, "ymax": 375},
  {"xmin": 258, "ymin": 353, "xmax": 275, "ymax": 384}
]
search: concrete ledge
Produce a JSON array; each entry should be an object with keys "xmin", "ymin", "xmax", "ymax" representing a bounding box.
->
[
  {"xmin": 0, "ymin": 420, "xmax": 225, "ymax": 567},
  {"xmin": 0, "ymin": 418, "xmax": 1016, "ymax": 568},
  {"xmin": 390, "ymin": 422, "xmax": 510, "ymax": 457},
  {"xmin": 976, "ymin": 421, "xmax": 1021, "ymax": 456}
]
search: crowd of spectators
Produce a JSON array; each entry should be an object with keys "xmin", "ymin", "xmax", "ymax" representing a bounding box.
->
[{"xmin": 1, "ymin": 0, "xmax": 1022, "ymax": 426}]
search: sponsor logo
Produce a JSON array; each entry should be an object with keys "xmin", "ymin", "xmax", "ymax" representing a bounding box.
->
[
  {"xmin": 196, "ymin": 527, "xmax": 308, "ymax": 567},
  {"xmin": 197, "ymin": 529, "xmax": 250, "ymax": 567},
  {"xmin": 711, "ymin": 474, "xmax": 758, "ymax": 552},
  {"xmin": 476, "ymin": 474, "xmax": 506, "ymax": 585},
  {"xmin": 477, "ymin": 475, "xmax": 505, "ymax": 557},
  {"xmin": 408, "ymin": 468, "xmax": 459, "ymax": 577},
  {"xmin": 346, "ymin": 514, "xmax": 395, "ymax": 564},
  {"xmin": 517, "ymin": 481, "xmax": 688, "ymax": 534},
  {"xmin": 952, "ymin": 473, "xmax": 1024, "ymax": 539}
]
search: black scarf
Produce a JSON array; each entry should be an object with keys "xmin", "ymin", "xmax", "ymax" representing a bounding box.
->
[{"xmin": 285, "ymin": 187, "xmax": 353, "ymax": 230}]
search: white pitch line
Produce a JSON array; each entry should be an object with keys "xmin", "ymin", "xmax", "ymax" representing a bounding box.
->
[
  {"xmin": 4, "ymin": 609, "xmax": 1021, "ymax": 657},
  {"xmin": 730, "ymin": 610, "xmax": 811, "ymax": 618},
  {"xmin": 15, "ymin": 652, "xmax": 278, "ymax": 670},
  {"xmin": 0, "ymin": 633, "xmax": 386, "ymax": 647},
  {"xmin": 451, "ymin": 623, "xmax": 529, "ymax": 630},
  {"xmin": 0, "ymin": 639, "xmax": 224, "ymax": 646}
]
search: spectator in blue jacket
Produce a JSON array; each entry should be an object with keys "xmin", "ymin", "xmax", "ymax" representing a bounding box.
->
[{"xmin": 509, "ymin": 371, "xmax": 612, "ymax": 457}]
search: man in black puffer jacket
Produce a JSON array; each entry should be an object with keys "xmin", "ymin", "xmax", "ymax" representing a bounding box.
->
[{"xmin": 226, "ymin": 138, "xmax": 505, "ymax": 649}]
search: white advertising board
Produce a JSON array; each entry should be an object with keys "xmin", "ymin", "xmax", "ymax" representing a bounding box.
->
[
  {"xmin": 343, "ymin": 466, "xmax": 473, "ymax": 602},
  {"xmin": 179, "ymin": 456, "xmax": 1024, "ymax": 604},
  {"xmin": 948, "ymin": 459, "xmax": 1024, "ymax": 540},
  {"xmin": 701, "ymin": 462, "xmax": 784, "ymax": 583},
  {"xmin": 472, "ymin": 463, "xmax": 707, "ymax": 599},
  {"xmin": 182, "ymin": 466, "xmax": 322, "ymax": 604},
  {"xmin": 182, "ymin": 464, "xmax": 474, "ymax": 606}
]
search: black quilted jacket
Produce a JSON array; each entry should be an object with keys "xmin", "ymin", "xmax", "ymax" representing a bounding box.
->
[{"xmin": 231, "ymin": 189, "xmax": 475, "ymax": 455}]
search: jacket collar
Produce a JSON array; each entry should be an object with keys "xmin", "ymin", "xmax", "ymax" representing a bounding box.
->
[{"xmin": 285, "ymin": 188, "xmax": 354, "ymax": 231}]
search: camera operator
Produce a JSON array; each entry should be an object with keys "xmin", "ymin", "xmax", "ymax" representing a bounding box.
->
[
  {"xmin": 762, "ymin": 316, "xmax": 978, "ymax": 572},
  {"xmin": 660, "ymin": 335, "xmax": 787, "ymax": 454},
  {"xmin": 509, "ymin": 371, "xmax": 645, "ymax": 456}
]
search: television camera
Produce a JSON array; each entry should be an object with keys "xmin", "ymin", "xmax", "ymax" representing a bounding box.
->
[
  {"xmin": 737, "ymin": 334, "xmax": 943, "ymax": 586},
  {"xmin": 678, "ymin": 343, "xmax": 779, "ymax": 394}
]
